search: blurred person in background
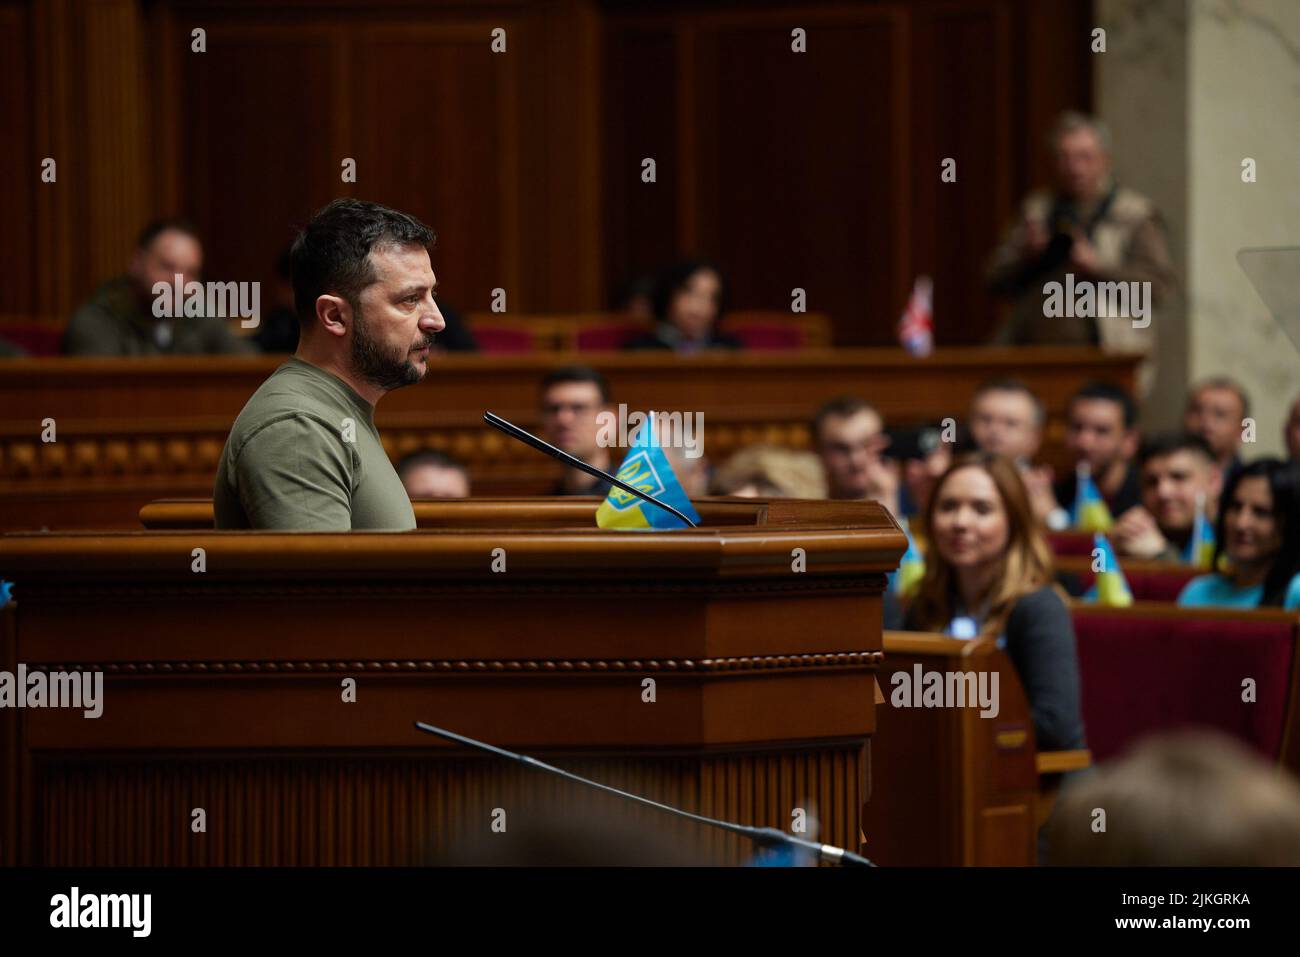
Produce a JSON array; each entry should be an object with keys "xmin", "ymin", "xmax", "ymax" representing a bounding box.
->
[
  {"xmin": 813, "ymin": 396, "xmax": 898, "ymax": 515},
  {"xmin": 1048, "ymin": 731, "xmax": 1300, "ymax": 866},
  {"xmin": 904, "ymin": 452, "xmax": 1085, "ymax": 752},
  {"xmin": 539, "ymin": 365, "xmax": 614, "ymax": 496},
  {"xmin": 712, "ymin": 446, "xmax": 827, "ymax": 499},
  {"xmin": 1112, "ymin": 432, "xmax": 1221, "ymax": 562},
  {"xmin": 397, "ymin": 449, "xmax": 471, "ymax": 500},
  {"xmin": 623, "ymin": 260, "xmax": 742, "ymax": 354},
  {"xmin": 1177, "ymin": 458, "xmax": 1300, "ymax": 610},
  {"xmin": 65, "ymin": 219, "xmax": 257, "ymax": 356},
  {"xmin": 1183, "ymin": 376, "xmax": 1251, "ymax": 477},
  {"xmin": 986, "ymin": 111, "xmax": 1175, "ymax": 396}
]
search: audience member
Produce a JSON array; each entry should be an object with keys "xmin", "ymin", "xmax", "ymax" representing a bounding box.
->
[
  {"xmin": 65, "ymin": 219, "xmax": 257, "ymax": 356},
  {"xmin": 812, "ymin": 396, "xmax": 899, "ymax": 515},
  {"xmin": 967, "ymin": 379, "xmax": 1059, "ymax": 522},
  {"xmin": 1183, "ymin": 376, "xmax": 1250, "ymax": 476},
  {"xmin": 968, "ymin": 379, "xmax": 1044, "ymax": 464},
  {"xmin": 986, "ymin": 111, "xmax": 1175, "ymax": 396},
  {"xmin": 712, "ymin": 445, "xmax": 826, "ymax": 498},
  {"xmin": 1177, "ymin": 458, "xmax": 1300, "ymax": 609},
  {"xmin": 1048, "ymin": 731, "xmax": 1300, "ymax": 866},
  {"xmin": 1045, "ymin": 381, "xmax": 1141, "ymax": 527},
  {"xmin": 539, "ymin": 365, "xmax": 614, "ymax": 496},
  {"xmin": 1285, "ymin": 393, "xmax": 1300, "ymax": 462},
  {"xmin": 1112, "ymin": 432, "xmax": 1221, "ymax": 562},
  {"xmin": 903, "ymin": 452, "xmax": 1085, "ymax": 751},
  {"xmin": 397, "ymin": 449, "xmax": 471, "ymax": 499},
  {"xmin": 622, "ymin": 260, "xmax": 742, "ymax": 353}
]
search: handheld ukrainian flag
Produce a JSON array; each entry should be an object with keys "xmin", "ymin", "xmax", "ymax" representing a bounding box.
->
[
  {"xmin": 1085, "ymin": 533, "xmax": 1133, "ymax": 607},
  {"xmin": 1184, "ymin": 490, "xmax": 1216, "ymax": 569},
  {"xmin": 1071, "ymin": 461, "xmax": 1114, "ymax": 533},
  {"xmin": 595, "ymin": 413, "xmax": 702, "ymax": 530},
  {"xmin": 892, "ymin": 519, "xmax": 926, "ymax": 599}
]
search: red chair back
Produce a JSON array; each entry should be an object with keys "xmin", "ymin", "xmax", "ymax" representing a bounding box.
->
[{"xmin": 1072, "ymin": 605, "xmax": 1298, "ymax": 763}]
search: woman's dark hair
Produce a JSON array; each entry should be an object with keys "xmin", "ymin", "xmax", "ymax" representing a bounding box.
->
[
  {"xmin": 1213, "ymin": 458, "xmax": 1300, "ymax": 606},
  {"xmin": 291, "ymin": 199, "xmax": 435, "ymax": 326},
  {"xmin": 650, "ymin": 259, "xmax": 728, "ymax": 324}
]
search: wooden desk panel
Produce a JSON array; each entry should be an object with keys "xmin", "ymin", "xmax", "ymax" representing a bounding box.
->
[{"xmin": 0, "ymin": 499, "xmax": 903, "ymax": 866}]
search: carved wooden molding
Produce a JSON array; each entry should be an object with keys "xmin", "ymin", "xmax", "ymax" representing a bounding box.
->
[{"xmin": 25, "ymin": 650, "xmax": 884, "ymax": 676}]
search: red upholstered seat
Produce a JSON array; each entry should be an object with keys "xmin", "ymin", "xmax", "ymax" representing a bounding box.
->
[
  {"xmin": 1071, "ymin": 605, "xmax": 1298, "ymax": 763},
  {"xmin": 1047, "ymin": 531, "xmax": 1094, "ymax": 557},
  {"xmin": 576, "ymin": 323, "xmax": 641, "ymax": 351},
  {"xmin": 1, "ymin": 323, "xmax": 63, "ymax": 356},
  {"xmin": 723, "ymin": 321, "xmax": 805, "ymax": 351},
  {"xmin": 1071, "ymin": 565, "xmax": 1199, "ymax": 602},
  {"xmin": 471, "ymin": 326, "xmax": 535, "ymax": 354}
]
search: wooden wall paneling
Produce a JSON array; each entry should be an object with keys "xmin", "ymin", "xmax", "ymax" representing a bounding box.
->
[
  {"xmin": 601, "ymin": 18, "xmax": 680, "ymax": 303},
  {"xmin": 538, "ymin": 0, "xmax": 604, "ymax": 312},
  {"xmin": 350, "ymin": 17, "xmax": 528, "ymax": 313},
  {"xmin": 0, "ymin": 2, "xmax": 37, "ymax": 315},
  {"xmin": 30, "ymin": 0, "xmax": 78, "ymax": 320},
  {"xmin": 909, "ymin": 2, "xmax": 1014, "ymax": 345},
  {"xmin": 177, "ymin": 20, "xmax": 341, "ymax": 310}
]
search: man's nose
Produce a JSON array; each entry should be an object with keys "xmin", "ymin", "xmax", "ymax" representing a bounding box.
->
[{"xmin": 425, "ymin": 300, "xmax": 446, "ymax": 331}]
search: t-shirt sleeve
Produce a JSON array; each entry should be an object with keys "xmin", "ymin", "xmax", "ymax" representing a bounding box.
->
[
  {"xmin": 1005, "ymin": 587, "xmax": 1085, "ymax": 752},
  {"xmin": 229, "ymin": 414, "xmax": 355, "ymax": 530},
  {"xmin": 1284, "ymin": 574, "xmax": 1300, "ymax": 611},
  {"xmin": 1177, "ymin": 574, "xmax": 1213, "ymax": 607}
]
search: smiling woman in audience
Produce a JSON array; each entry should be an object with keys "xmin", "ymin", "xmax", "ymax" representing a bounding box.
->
[
  {"xmin": 905, "ymin": 452, "xmax": 1086, "ymax": 752},
  {"xmin": 1177, "ymin": 458, "xmax": 1300, "ymax": 610}
]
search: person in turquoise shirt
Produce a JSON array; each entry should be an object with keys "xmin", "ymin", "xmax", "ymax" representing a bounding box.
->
[{"xmin": 1178, "ymin": 458, "xmax": 1300, "ymax": 610}]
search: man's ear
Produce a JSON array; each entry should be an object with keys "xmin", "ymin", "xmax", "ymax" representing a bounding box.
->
[
  {"xmin": 1122, "ymin": 427, "xmax": 1140, "ymax": 461},
  {"xmin": 315, "ymin": 295, "xmax": 351, "ymax": 338}
]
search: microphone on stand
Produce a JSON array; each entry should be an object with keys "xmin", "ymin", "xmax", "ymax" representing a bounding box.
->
[
  {"xmin": 483, "ymin": 411, "xmax": 698, "ymax": 528},
  {"xmin": 414, "ymin": 720, "xmax": 876, "ymax": 868}
]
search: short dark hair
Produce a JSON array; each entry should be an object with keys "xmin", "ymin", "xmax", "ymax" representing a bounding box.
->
[
  {"xmin": 291, "ymin": 199, "xmax": 435, "ymax": 327},
  {"xmin": 1070, "ymin": 380, "xmax": 1138, "ymax": 429},
  {"xmin": 396, "ymin": 448, "xmax": 468, "ymax": 481},
  {"xmin": 971, "ymin": 378, "xmax": 1045, "ymax": 427},
  {"xmin": 1214, "ymin": 458, "xmax": 1300, "ymax": 606},
  {"xmin": 1190, "ymin": 376, "xmax": 1252, "ymax": 419},
  {"xmin": 1138, "ymin": 431, "xmax": 1214, "ymax": 469},
  {"xmin": 651, "ymin": 259, "xmax": 729, "ymax": 323},
  {"xmin": 137, "ymin": 218, "xmax": 201, "ymax": 251},
  {"xmin": 812, "ymin": 395, "xmax": 880, "ymax": 443},
  {"xmin": 540, "ymin": 365, "xmax": 610, "ymax": 404}
]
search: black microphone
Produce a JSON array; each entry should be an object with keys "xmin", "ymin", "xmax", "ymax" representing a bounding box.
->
[
  {"xmin": 414, "ymin": 720, "xmax": 876, "ymax": 867},
  {"xmin": 483, "ymin": 410, "xmax": 698, "ymax": 528}
]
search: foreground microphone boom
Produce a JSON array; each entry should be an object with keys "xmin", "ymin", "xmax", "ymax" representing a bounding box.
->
[
  {"xmin": 482, "ymin": 411, "xmax": 698, "ymax": 528},
  {"xmin": 414, "ymin": 720, "xmax": 875, "ymax": 867}
]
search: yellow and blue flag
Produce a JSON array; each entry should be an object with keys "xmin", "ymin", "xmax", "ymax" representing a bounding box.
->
[
  {"xmin": 1184, "ymin": 491, "xmax": 1216, "ymax": 569},
  {"xmin": 1071, "ymin": 463, "xmax": 1113, "ymax": 533},
  {"xmin": 892, "ymin": 519, "xmax": 926, "ymax": 599},
  {"xmin": 1085, "ymin": 533, "xmax": 1133, "ymax": 607},
  {"xmin": 595, "ymin": 414, "xmax": 701, "ymax": 530}
]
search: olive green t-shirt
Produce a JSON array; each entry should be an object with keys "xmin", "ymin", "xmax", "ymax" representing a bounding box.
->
[{"xmin": 214, "ymin": 357, "xmax": 417, "ymax": 530}]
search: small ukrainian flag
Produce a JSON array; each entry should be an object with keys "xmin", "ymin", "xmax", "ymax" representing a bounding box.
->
[
  {"xmin": 1085, "ymin": 533, "xmax": 1133, "ymax": 607},
  {"xmin": 893, "ymin": 520, "xmax": 926, "ymax": 599},
  {"xmin": 1072, "ymin": 463, "xmax": 1114, "ymax": 533},
  {"xmin": 595, "ymin": 413, "xmax": 701, "ymax": 530},
  {"xmin": 1184, "ymin": 492, "xmax": 1216, "ymax": 569}
]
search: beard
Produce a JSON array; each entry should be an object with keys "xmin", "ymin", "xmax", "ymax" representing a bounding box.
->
[{"xmin": 350, "ymin": 308, "xmax": 431, "ymax": 392}]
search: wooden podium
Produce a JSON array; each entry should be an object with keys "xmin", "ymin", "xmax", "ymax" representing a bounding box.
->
[{"xmin": 0, "ymin": 498, "xmax": 904, "ymax": 865}]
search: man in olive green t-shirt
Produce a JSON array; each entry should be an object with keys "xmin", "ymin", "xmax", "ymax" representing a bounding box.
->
[{"xmin": 214, "ymin": 199, "xmax": 446, "ymax": 530}]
